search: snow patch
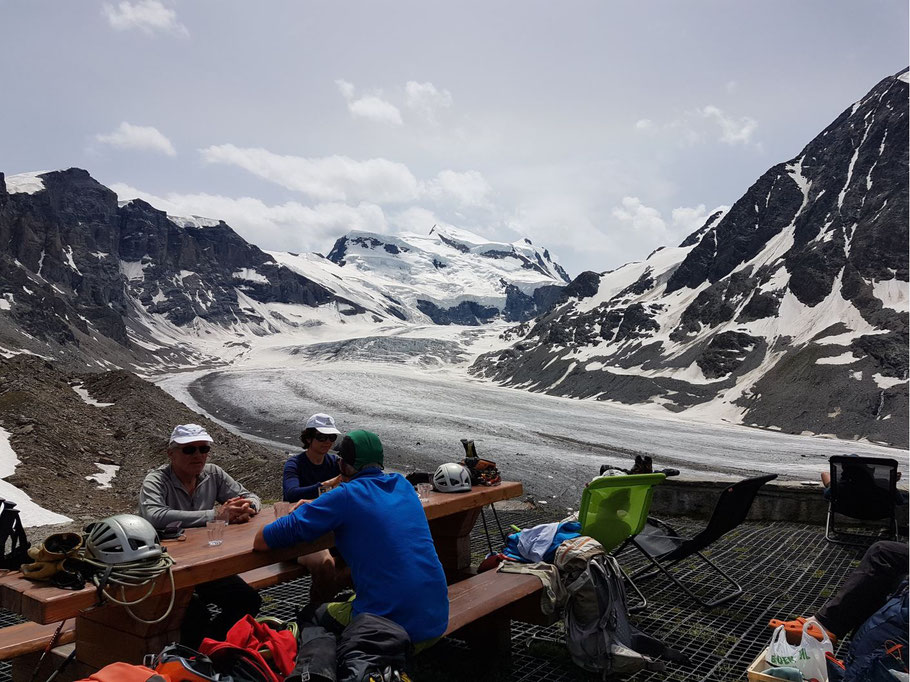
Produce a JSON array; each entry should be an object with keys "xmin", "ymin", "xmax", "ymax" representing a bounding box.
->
[
  {"xmin": 233, "ymin": 269, "xmax": 269, "ymax": 284},
  {"xmin": 5, "ymin": 171, "xmax": 47, "ymax": 195},
  {"xmin": 873, "ymin": 374, "xmax": 906, "ymax": 389},
  {"xmin": 816, "ymin": 352, "xmax": 858, "ymax": 366},
  {"xmin": 86, "ymin": 463, "xmax": 120, "ymax": 489},
  {"xmin": 872, "ymin": 278, "xmax": 908, "ymax": 312},
  {"xmin": 0, "ymin": 427, "xmax": 71, "ymax": 526},
  {"xmin": 71, "ymin": 383, "xmax": 115, "ymax": 407},
  {"xmin": 64, "ymin": 245, "xmax": 82, "ymax": 275}
]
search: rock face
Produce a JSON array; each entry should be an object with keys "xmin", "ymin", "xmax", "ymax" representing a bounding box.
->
[
  {"xmin": 472, "ymin": 69, "xmax": 909, "ymax": 447},
  {"xmin": 324, "ymin": 225, "xmax": 570, "ymax": 325},
  {"xmin": 0, "ymin": 169, "xmax": 362, "ymax": 369}
]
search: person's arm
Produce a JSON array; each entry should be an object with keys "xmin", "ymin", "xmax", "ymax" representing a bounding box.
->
[
  {"xmin": 139, "ymin": 473, "xmax": 214, "ymax": 529},
  {"xmin": 214, "ymin": 467, "xmax": 261, "ymax": 512},
  {"xmin": 282, "ymin": 457, "xmax": 320, "ymax": 503},
  {"xmin": 257, "ymin": 488, "xmax": 347, "ymax": 550}
]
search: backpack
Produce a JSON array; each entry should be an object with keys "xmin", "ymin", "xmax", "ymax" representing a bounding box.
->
[
  {"xmin": 562, "ymin": 552, "xmax": 688, "ymax": 677},
  {"xmin": 835, "ymin": 584, "xmax": 909, "ymax": 682},
  {"xmin": 0, "ymin": 500, "xmax": 30, "ymax": 570},
  {"xmin": 77, "ymin": 662, "xmax": 169, "ymax": 682}
]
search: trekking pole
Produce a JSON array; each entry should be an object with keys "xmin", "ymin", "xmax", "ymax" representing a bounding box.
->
[
  {"xmin": 28, "ymin": 619, "xmax": 67, "ymax": 682},
  {"xmin": 44, "ymin": 649, "xmax": 76, "ymax": 682}
]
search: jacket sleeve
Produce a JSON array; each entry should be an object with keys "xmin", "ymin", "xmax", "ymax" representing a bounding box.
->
[
  {"xmin": 282, "ymin": 456, "xmax": 320, "ymax": 503},
  {"xmin": 214, "ymin": 467, "xmax": 262, "ymax": 511},
  {"xmin": 262, "ymin": 487, "xmax": 347, "ymax": 548},
  {"xmin": 138, "ymin": 472, "xmax": 215, "ymax": 529}
]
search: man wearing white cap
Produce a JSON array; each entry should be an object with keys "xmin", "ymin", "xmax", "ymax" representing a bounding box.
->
[
  {"xmin": 282, "ymin": 413, "xmax": 350, "ymax": 605},
  {"xmin": 139, "ymin": 423, "xmax": 262, "ymax": 646}
]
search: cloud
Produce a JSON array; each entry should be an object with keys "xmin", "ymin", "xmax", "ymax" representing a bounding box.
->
[
  {"xmin": 700, "ymin": 105, "xmax": 758, "ymax": 145},
  {"xmin": 405, "ymin": 81, "xmax": 453, "ymax": 124},
  {"xmin": 95, "ymin": 122, "xmax": 177, "ymax": 156},
  {"xmin": 200, "ymin": 144, "xmax": 419, "ymax": 203},
  {"xmin": 633, "ymin": 107, "xmax": 759, "ymax": 146},
  {"xmin": 109, "ymin": 183, "xmax": 388, "ymax": 253},
  {"xmin": 611, "ymin": 198, "xmax": 727, "ymax": 252},
  {"xmin": 335, "ymin": 80, "xmax": 402, "ymax": 126},
  {"xmin": 101, "ymin": 0, "xmax": 188, "ymax": 37},
  {"xmin": 423, "ymin": 170, "xmax": 492, "ymax": 208}
]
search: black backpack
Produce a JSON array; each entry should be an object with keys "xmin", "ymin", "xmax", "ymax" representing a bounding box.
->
[
  {"xmin": 564, "ymin": 554, "xmax": 688, "ymax": 677},
  {"xmin": 0, "ymin": 499, "xmax": 30, "ymax": 570}
]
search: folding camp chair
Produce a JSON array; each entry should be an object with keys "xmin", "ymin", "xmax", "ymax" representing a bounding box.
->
[
  {"xmin": 577, "ymin": 473, "xmax": 666, "ymax": 611},
  {"xmin": 825, "ymin": 455, "xmax": 900, "ymax": 546},
  {"xmin": 628, "ymin": 473, "xmax": 777, "ymax": 609}
]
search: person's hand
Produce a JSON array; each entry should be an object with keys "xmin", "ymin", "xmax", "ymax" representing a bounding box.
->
[
  {"xmin": 321, "ymin": 475, "xmax": 342, "ymax": 490},
  {"xmin": 221, "ymin": 498, "xmax": 255, "ymax": 524},
  {"xmin": 290, "ymin": 499, "xmax": 308, "ymax": 512}
]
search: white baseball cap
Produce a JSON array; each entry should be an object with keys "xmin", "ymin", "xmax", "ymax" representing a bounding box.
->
[
  {"xmin": 170, "ymin": 424, "xmax": 214, "ymax": 445},
  {"xmin": 305, "ymin": 413, "xmax": 341, "ymax": 435}
]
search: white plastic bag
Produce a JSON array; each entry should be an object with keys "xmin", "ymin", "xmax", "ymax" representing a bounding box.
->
[{"xmin": 766, "ymin": 618, "xmax": 833, "ymax": 682}]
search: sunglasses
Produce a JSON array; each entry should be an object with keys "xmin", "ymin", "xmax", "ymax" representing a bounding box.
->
[
  {"xmin": 182, "ymin": 445, "xmax": 211, "ymax": 455},
  {"xmin": 313, "ymin": 434, "xmax": 337, "ymax": 443}
]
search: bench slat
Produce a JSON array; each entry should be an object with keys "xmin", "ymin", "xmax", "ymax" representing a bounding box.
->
[
  {"xmin": 0, "ymin": 621, "xmax": 76, "ymax": 661},
  {"xmin": 445, "ymin": 571, "xmax": 542, "ymax": 635}
]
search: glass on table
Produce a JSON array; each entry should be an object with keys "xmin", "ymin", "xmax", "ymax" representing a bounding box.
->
[
  {"xmin": 273, "ymin": 502, "xmax": 291, "ymax": 518},
  {"xmin": 417, "ymin": 483, "xmax": 433, "ymax": 502},
  {"xmin": 206, "ymin": 519, "xmax": 226, "ymax": 546}
]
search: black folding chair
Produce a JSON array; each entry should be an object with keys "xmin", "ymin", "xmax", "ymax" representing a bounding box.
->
[
  {"xmin": 825, "ymin": 455, "xmax": 900, "ymax": 545},
  {"xmin": 628, "ymin": 474, "xmax": 777, "ymax": 608}
]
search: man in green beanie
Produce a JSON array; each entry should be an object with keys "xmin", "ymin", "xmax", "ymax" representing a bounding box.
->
[{"xmin": 255, "ymin": 430, "xmax": 449, "ymax": 645}]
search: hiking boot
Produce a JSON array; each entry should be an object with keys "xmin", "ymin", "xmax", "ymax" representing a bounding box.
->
[{"xmin": 767, "ymin": 617, "xmax": 837, "ymax": 645}]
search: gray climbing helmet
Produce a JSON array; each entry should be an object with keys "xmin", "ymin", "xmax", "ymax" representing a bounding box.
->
[
  {"xmin": 85, "ymin": 514, "xmax": 163, "ymax": 563},
  {"xmin": 433, "ymin": 463, "xmax": 472, "ymax": 493}
]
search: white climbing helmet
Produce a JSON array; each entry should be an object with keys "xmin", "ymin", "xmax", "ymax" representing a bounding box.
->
[
  {"xmin": 85, "ymin": 514, "xmax": 163, "ymax": 564},
  {"xmin": 433, "ymin": 463, "xmax": 472, "ymax": 493}
]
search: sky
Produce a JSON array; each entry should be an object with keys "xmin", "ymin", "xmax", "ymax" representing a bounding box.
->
[{"xmin": 1, "ymin": 1, "xmax": 907, "ymax": 278}]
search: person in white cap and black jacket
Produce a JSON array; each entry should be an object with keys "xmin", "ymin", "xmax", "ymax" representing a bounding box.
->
[
  {"xmin": 139, "ymin": 423, "xmax": 262, "ymax": 648},
  {"xmin": 281, "ymin": 413, "xmax": 351, "ymax": 605}
]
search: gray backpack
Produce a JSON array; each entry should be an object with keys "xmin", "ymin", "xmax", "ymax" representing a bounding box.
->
[{"xmin": 563, "ymin": 552, "xmax": 688, "ymax": 677}]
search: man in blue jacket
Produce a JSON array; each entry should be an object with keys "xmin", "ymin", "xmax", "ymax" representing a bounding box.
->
[{"xmin": 254, "ymin": 430, "xmax": 449, "ymax": 646}]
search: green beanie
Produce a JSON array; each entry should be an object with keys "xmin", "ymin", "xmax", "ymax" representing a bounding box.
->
[{"xmin": 339, "ymin": 430, "xmax": 384, "ymax": 471}]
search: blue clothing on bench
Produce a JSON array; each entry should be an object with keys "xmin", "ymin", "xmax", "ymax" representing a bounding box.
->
[{"xmin": 263, "ymin": 468, "xmax": 448, "ymax": 643}]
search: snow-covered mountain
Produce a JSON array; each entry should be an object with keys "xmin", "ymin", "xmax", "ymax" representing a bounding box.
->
[
  {"xmin": 315, "ymin": 226, "xmax": 570, "ymax": 324},
  {"xmin": 0, "ymin": 168, "xmax": 568, "ymax": 370},
  {"xmin": 471, "ymin": 69, "xmax": 909, "ymax": 447}
]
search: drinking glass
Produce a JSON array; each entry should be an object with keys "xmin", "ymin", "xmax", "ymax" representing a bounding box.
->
[
  {"xmin": 206, "ymin": 520, "xmax": 226, "ymax": 546},
  {"xmin": 274, "ymin": 502, "xmax": 291, "ymax": 518},
  {"xmin": 417, "ymin": 483, "xmax": 433, "ymax": 503}
]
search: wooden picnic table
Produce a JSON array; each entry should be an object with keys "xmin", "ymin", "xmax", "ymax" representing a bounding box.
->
[{"xmin": 0, "ymin": 480, "xmax": 523, "ymax": 670}]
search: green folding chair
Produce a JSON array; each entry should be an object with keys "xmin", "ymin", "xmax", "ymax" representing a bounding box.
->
[{"xmin": 577, "ymin": 473, "xmax": 666, "ymax": 611}]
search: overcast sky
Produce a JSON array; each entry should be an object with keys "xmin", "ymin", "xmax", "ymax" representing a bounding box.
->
[{"xmin": 1, "ymin": 1, "xmax": 906, "ymax": 277}]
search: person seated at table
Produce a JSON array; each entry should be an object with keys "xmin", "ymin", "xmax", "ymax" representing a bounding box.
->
[
  {"xmin": 282, "ymin": 413, "xmax": 350, "ymax": 605},
  {"xmin": 254, "ymin": 429, "xmax": 448, "ymax": 649},
  {"xmin": 139, "ymin": 423, "xmax": 263, "ymax": 648}
]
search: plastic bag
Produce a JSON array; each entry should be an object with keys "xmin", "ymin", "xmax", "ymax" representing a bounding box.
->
[{"xmin": 767, "ymin": 618, "xmax": 834, "ymax": 682}]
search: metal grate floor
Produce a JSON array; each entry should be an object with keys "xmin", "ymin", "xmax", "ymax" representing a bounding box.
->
[{"xmin": 0, "ymin": 508, "xmax": 885, "ymax": 682}]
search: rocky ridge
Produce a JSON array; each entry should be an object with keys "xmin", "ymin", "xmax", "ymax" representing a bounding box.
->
[{"xmin": 471, "ymin": 69, "xmax": 909, "ymax": 447}]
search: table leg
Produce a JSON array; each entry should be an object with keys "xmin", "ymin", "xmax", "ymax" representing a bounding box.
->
[
  {"xmin": 74, "ymin": 586, "xmax": 194, "ymax": 668},
  {"xmin": 429, "ymin": 509, "xmax": 482, "ymax": 581}
]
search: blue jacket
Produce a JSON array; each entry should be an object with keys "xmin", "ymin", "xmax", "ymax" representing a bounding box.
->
[
  {"xmin": 263, "ymin": 469, "xmax": 449, "ymax": 643},
  {"xmin": 283, "ymin": 452, "xmax": 341, "ymax": 502}
]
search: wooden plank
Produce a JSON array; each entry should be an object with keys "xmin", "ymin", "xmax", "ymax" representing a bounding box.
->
[
  {"xmin": 0, "ymin": 621, "xmax": 76, "ymax": 661},
  {"xmin": 239, "ymin": 561, "xmax": 307, "ymax": 590},
  {"xmin": 445, "ymin": 571, "xmax": 542, "ymax": 635},
  {"xmin": 422, "ymin": 482, "xmax": 523, "ymax": 521}
]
